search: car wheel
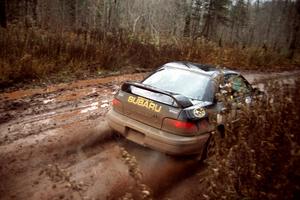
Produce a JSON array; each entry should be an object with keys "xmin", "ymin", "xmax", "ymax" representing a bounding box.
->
[
  {"xmin": 206, "ymin": 133, "xmax": 216, "ymax": 158},
  {"xmin": 200, "ymin": 130, "xmax": 221, "ymax": 161},
  {"xmin": 217, "ymin": 124, "xmax": 225, "ymax": 138}
]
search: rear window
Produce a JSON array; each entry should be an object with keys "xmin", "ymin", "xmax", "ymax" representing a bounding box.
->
[{"xmin": 143, "ymin": 68, "xmax": 214, "ymax": 102}]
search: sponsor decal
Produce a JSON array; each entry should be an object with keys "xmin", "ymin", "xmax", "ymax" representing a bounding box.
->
[
  {"xmin": 128, "ymin": 96, "xmax": 162, "ymax": 113},
  {"xmin": 193, "ymin": 107, "xmax": 206, "ymax": 118}
]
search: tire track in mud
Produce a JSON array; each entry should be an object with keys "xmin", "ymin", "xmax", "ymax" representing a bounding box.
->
[
  {"xmin": 0, "ymin": 83, "xmax": 115, "ymax": 145},
  {"xmin": 0, "ymin": 120, "xmax": 117, "ymax": 199},
  {"xmin": 0, "ymin": 75, "xmax": 133, "ymax": 199}
]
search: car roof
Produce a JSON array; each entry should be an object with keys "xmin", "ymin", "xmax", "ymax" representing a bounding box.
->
[{"xmin": 161, "ymin": 61, "xmax": 239, "ymax": 77}]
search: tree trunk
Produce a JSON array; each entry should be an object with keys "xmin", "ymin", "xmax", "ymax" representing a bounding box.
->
[
  {"xmin": 201, "ymin": 0, "xmax": 214, "ymax": 39},
  {"xmin": 0, "ymin": 0, "xmax": 7, "ymax": 28},
  {"xmin": 31, "ymin": 0, "xmax": 37, "ymax": 22},
  {"xmin": 288, "ymin": 0, "xmax": 300, "ymax": 59},
  {"xmin": 183, "ymin": 14, "xmax": 191, "ymax": 37},
  {"xmin": 183, "ymin": 0, "xmax": 193, "ymax": 37},
  {"xmin": 68, "ymin": 0, "xmax": 76, "ymax": 28}
]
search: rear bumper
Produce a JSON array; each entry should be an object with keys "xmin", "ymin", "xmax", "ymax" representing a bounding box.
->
[{"xmin": 106, "ymin": 109, "xmax": 210, "ymax": 155}]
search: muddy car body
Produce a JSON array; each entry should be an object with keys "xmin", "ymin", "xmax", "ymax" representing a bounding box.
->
[{"xmin": 107, "ymin": 61, "xmax": 255, "ymax": 157}]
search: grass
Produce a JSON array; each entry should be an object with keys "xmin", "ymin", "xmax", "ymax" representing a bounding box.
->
[{"xmin": 0, "ymin": 26, "xmax": 299, "ymax": 90}]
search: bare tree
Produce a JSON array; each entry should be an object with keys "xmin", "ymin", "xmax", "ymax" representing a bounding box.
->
[
  {"xmin": 0, "ymin": 0, "xmax": 7, "ymax": 28},
  {"xmin": 229, "ymin": 0, "xmax": 248, "ymax": 44},
  {"xmin": 201, "ymin": 0, "xmax": 230, "ymax": 40},
  {"xmin": 0, "ymin": 0, "xmax": 298, "ymax": 53},
  {"xmin": 288, "ymin": 0, "xmax": 300, "ymax": 59}
]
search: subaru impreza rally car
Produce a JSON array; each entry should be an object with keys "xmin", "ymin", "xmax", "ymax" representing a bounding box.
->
[{"xmin": 107, "ymin": 61, "xmax": 257, "ymax": 158}]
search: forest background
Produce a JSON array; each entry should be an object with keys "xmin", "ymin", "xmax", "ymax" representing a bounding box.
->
[{"xmin": 0, "ymin": 0, "xmax": 299, "ymax": 88}]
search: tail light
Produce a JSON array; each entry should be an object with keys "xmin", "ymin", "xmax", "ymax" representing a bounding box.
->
[
  {"xmin": 112, "ymin": 98, "xmax": 122, "ymax": 112},
  {"xmin": 112, "ymin": 98, "xmax": 121, "ymax": 106},
  {"xmin": 162, "ymin": 118, "xmax": 198, "ymax": 135}
]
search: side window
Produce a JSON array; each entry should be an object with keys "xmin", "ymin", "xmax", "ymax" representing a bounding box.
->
[{"xmin": 226, "ymin": 75, "xmax": 251, "ymax": 95}]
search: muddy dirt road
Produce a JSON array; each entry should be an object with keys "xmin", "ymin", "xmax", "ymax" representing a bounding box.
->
[{"xmin": 0, "ymin": 71, "xmax": 299, "ymax": 200}]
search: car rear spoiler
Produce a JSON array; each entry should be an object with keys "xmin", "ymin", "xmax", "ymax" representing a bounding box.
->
[{"xmin": 121, "ymin": 81, "xmax": 193, "ymax": 108}]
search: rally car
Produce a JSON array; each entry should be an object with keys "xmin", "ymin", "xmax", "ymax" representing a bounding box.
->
[{"xmin": 106, "ymin": 61, "xmax": 257, "ymax": 158}]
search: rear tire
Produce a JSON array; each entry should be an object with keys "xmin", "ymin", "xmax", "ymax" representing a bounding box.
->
[
  {"xmin": 201, "ymin": 125, "xmax": 224, "ymax": 161},
  {"xmin": 206, "ymin": 133, "xmax": 216, "ymax": 158},
  {"xmin": 200, "ymin": 132, "xmax": 216, "ymax": 161},
  {"xmin": 217, "ymin": 124, "xmax": 225, "ymax": 138}
]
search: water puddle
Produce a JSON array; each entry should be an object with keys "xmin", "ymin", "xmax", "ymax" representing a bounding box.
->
[
  {"xmin": 81, "ymin": 102, "xmax": 99, "ymax": 113},
  {"xmin": 43, "ymin": 99, "xmax": 55, "ymax": 104}
]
